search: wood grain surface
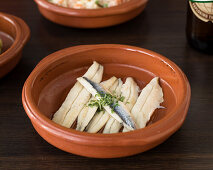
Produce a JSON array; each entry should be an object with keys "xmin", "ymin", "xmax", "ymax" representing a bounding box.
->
[{"xmin": 0, "ymin": 0, "xmax": 213, "ymax": 169}]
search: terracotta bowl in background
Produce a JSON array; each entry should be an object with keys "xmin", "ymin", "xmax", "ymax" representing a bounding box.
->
[
  {"xmin": 0, "ymin": 12, "xmax": 30, "ymax": 78},
  {"xmin": 22, "ymin": 44, "xmax": 191, "ymax": 158},
  {"xmin": 34, "ymin": 0, "xmax": 148, "ymax": 28}
]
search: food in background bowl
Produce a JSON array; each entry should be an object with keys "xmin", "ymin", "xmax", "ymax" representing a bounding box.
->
[
  {"xmin": 48, "ymin": 0, "xmax": 128, "ymax": 9},
  {"xmin": 34, "ymin": 0, "xmax": 148, "ymax": 28},
  {"xmin": 52, "ymin": 61, "xmax": 164, "ymax": 133}
]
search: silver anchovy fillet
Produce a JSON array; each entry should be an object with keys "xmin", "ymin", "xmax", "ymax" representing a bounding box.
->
[{"xmin": 83, "ymin": 77, "xmax": 136, "ymax": 130}]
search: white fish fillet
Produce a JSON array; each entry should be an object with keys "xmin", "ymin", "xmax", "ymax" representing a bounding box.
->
[
  {"xmin": 87, "ymin": 111, "xmax": 110, "ymax": 133},
  {"xmin": 76, "ymin": 77, "xmax": 117, "ymax": 131},
  {"xmin": 108, "ymin": 79, "xmax": 119, "ymax": 93},
  {"xmin": 102, "ymin": 117, "xmax": 115, "ymax": 134},
  {"xmin": 85, "ymin": 78, "xmax": 119, "ymax": 133},
  {"xmin": 106, "ymin": 77, "xmax": 139, "ymax": 133},
  {"xmin": 109, "ymin": 119, "xmax": 122, "ymax": 133},
  {"xmin": 86, "ymin": 111, "xmax": 104, "ymax": 131},
  {"xmin": 75, "ymin": 106, "xmax": 89, "ymax": 130},
  {"xmin": 103, "ymin": 78, "xmax": 123, "ymax": 134},
  {"xmin": 115, "ymin": 78, "xmax": 123, "ymax": 96},
  {"xmin": 102, "ymin": 77, "xmax": 118, "ymax": 91},
  {"xmin": 103, "ymin": 102, "xmax": 135, "ymax": 130},
  {"xmin": 122, "ymin": 78, "xmax": 140, "ymax": 132},
  {"xmin": 125, "ymin": 78, "xmax": 140, "ymax": 111},
  {"xmin": 61, "ymin": 65, "xmax": 103, "ymax": 128},
  {"xmin": 121, "ymin": 78, "xmax": 131, "ymax": 104},
  {"xmin": 52, "ymin": 61, "xmax": 100, "ymax": 124},
  {"xmin": 132, "ymin": 77, "xmax": 164, "ymax": 128}
]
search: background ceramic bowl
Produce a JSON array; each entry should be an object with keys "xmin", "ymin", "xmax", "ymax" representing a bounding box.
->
[
  {"xmin": 34, "ymin": 0, "xmax": 148, "ymax": 28},
  {"xmin": 0, "ymin": 12, "xmax": 30, "ymax": 78},
  {"xmin": 22, "ymin": 44, "xmax": 191, "ymax": 158}
]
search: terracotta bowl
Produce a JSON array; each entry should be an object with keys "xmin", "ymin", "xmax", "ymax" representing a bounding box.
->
[
  {"xmin": 34, "ymin": 0, "xmax": 148, "ymax": 28},
  {"xmin": 0, "ymin": 12, "xmax": 30, "ymax": 78},
  {"xmin": 22, "ymin": 44, "xmax": 191, "ymax": 158}
]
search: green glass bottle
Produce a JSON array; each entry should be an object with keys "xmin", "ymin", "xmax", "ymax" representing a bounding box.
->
[{"xmin": 186, "ymin": 0, "xmax": 213, "ymax": 54}]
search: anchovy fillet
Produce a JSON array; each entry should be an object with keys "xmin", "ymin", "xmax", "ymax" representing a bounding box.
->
[
  {"xmin": 85, "ymin": 77, "xmax": 118, "ymax": 133},
  {"xmin": 87, "ymin": 111, "xmax": 109, "ymax": 133},
  {"xmin": 77, "ymin": 77, "xmax": 136, "ymax": 130},
  {"xmin": 105, "ymin": 77, "xmax": 139, "ymax": 133},
  {"xmin": 86, "ymin": 110, "xmax": 104, "ymax": 131},
  {"xmin": 52, "ymin": 61, "xmax": 100, "ymax": 124},
  {"xmin": 132, "ymin": 77, "xmax": 164, "ymax": 128},
  {"xmin": 103, "ymin": 78, "xmax": 123, "ymax": 134},
  {"xmin": 61, "ymin": 65, "xmax": 103, "ymax": 128},
  {"xmin": 76, "ymin": 77, "xmax": 117, "ymax": 131},
  {"xmin": 122, "ymin": 78, "xmax": 140, "ymax": 132}
]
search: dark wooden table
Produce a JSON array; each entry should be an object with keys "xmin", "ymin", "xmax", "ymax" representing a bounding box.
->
[{"xmin": 0, "ymin": 0, "xmax": 213, "ymax": 169}]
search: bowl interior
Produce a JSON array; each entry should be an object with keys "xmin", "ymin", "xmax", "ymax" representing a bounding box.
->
[
  {"xmin": 0, "ymin": 15, "xmax": 15, "ymax": 54},
  {"xmin": 28, "ymin": 46, "xmax": 184, "ymax": 130}
]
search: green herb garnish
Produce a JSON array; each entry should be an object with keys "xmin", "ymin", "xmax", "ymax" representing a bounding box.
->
[
  {"xmin": 103, "ymin": 3, "xmax": 108, "ymax": 8},
  {"xmin": 119, "ymin": 95, "xmax": 125, "ymax": 102},
  {"xmin": 88, "ymin": 91, "xmax": 125, "ymax": 113},
  {"xmin": 95, "ymin": 0, "xmax": 108, "ymax": 8}
]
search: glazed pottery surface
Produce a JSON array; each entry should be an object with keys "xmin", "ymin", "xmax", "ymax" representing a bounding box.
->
[
  {"xmin": 0, "ymin": 12, "xmax": 30, "ymax": 78},
  {"xmin": 34, "ymin": 0, "xmax": 148, "ymax": 28},
  {"xmin": 22, "ymin": 44, "xmax": 191, "ymax": 158}
]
